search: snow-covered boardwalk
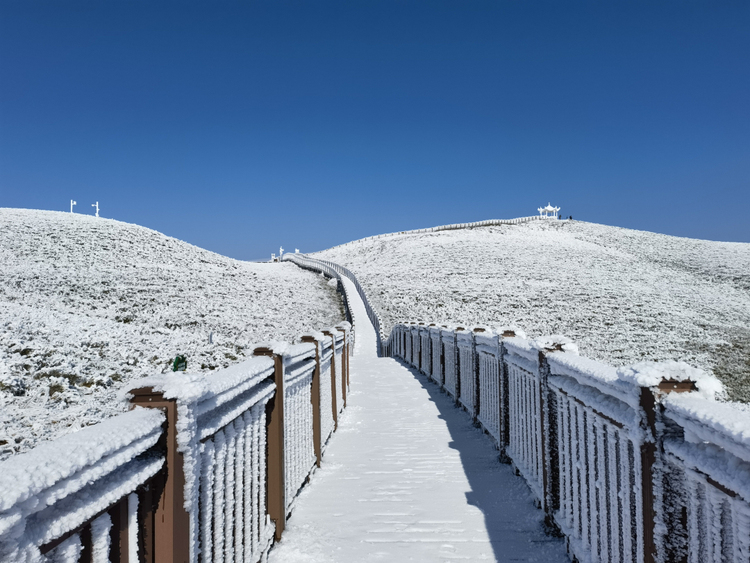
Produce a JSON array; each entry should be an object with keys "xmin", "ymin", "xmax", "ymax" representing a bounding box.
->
[{"xmin": 268, "ymin": 279, "xmax": 568, "ymax": 562}]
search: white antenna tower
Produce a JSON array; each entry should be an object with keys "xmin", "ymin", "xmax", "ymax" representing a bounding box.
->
[
  {"xmin": 91, "ymin": 202, "xmax": 99, "ymax": 217},
  {"xmin": 70, "ymin": 200, "xmax": 77, "ymax": 213},
  {"xmin": 279, "ymin": 246, "xmax": 284, "ymax": 258}
]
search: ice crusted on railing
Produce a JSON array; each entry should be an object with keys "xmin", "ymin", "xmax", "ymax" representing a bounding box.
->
[
  {"xmin": 533, "ymin": 334, "xmax": 579, "ymax": 355},
  {"xmin": 661, "ymin": 393, "xmax": 750, "ymax": 561},
  {"xmin": 503, "ymin": 336, "xmax": 539, "ymax": 371},
  {"xmin": 618, "ymin": 361, "xmax": 725, "ymax": 400},
  {"xmin": 0, "ymin": 407, "xmax": 164, "ymax": 561},
  {"xmin": 547, "ymin": 352, "xmax": 642, "ymax": 409},
  {"xmin": 282, "ymin": 342, "xmax": 317, "ymax": 512},
  {"xmin": 664, "ymin": 394, "xmax": 750, "ymax": 463},
  {"xmin": 126, "ymin": 354, "xmax": 277, "ymax": 563}
]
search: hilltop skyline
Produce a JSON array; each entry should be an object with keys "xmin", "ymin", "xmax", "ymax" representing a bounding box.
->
[{"xmin": 1, "ymin": 2, "xmax": 749, "ymax": 260}]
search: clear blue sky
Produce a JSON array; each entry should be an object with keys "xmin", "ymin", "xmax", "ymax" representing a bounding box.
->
[{"xmin": 1, "ymin": 1, "xmax": 748, "ymax": 260}]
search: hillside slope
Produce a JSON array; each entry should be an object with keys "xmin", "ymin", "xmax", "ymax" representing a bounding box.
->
[
  {"xmin": 0, "ymin": 209, "xmax": 344, "ymax": 459},
  {"xmin": 317, "ymin": 219, "xmax": 750, "ymax": 401}
]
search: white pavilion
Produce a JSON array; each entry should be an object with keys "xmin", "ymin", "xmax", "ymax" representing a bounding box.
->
[{"xmin": 538, "ymin": 203, "xmax": 560, "ymax": 219}]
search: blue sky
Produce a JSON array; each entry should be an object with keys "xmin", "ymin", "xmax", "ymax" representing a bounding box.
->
[{"xmin": 1, "ymin": 1, "xmax": 748, "ymax": 260}]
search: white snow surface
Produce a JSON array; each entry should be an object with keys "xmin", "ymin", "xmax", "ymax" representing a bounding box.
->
[
  {"xmin": 268, "ymin": 277, "xmax": 568, "ymax": 563},
  {"xmin": 0, "ymin": 208, "xmax": 344, "ymax": 460},
  {"xmin": 316, "ymin": 219, "xmax": 750, "ymax": 401}
]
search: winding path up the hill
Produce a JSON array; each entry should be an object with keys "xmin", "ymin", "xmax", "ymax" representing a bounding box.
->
[{"xmin": 267, "ymin": 278, "xmax": 569, "ymax": 563}]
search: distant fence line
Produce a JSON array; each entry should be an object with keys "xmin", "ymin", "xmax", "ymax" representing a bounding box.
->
[
  {"xmin": 283, "ymin": 253, "xmax": 386, "ymax": 352},
  {"xmin": 385, "ymin": 322, "xmax": 750, "ymax": 563},
  {"xmin": 313, "ymin": 214, "xmax": 557, "ymax": 254},
  {"xmin": 0, "ymin": 311, "xmax": 355, "ymax": 559}
]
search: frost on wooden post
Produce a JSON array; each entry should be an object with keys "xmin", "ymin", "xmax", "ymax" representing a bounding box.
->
[
  {"xmin": 126, "ymin": 353, "xmax": 277, "ymax": 562},
  {"xmin": 90, "ymin": 512, "xmax": 112, "ymax": 563},
  {"xmin": 46, "ymin": 534, "xmax": 81, "ymax": 563},
  {"xmin": 475, "ymin": 329, "xmax": 501, "ymax": 444},
  {"xmin": 127, "ymin": 492, "xmax": 138, "ymax": 563}
]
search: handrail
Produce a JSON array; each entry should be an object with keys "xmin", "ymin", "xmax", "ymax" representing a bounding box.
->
[
  {"xmin": 0, "ymin": 408, "xmax": 165, "ymax": 561},
  {"xmin": 1, "ymin": 308, "xmax": 355, "ymax": 562},
  {"xmin": 313, "ymin": 214, "xmax": 558, "ymax": 253}
]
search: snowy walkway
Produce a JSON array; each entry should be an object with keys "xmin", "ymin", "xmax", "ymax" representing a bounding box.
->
[{"xmin": 268, "ymin": 279, "xmax": 569, "ymax": 562}]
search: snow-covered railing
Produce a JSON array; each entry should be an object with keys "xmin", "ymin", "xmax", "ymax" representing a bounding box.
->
[
  {"xmin": 386, "ymin": 322, "xmax": 748, "ymax": 563},
  {"xmin": 456, "ymin": 328, "xmax": 479, "ymax": 418},
  {"xmin": 317, "ymin": 214, "xmax": 555, "ymax": 254},
  {"xmin": 125, "ymin": 322, "xmax": 352, "ymax": 563},
  {"xmin": 0, "ymin": 407, "xmax": 165, "ymax": 561},
  {"xmin": 410, "ymin": 325, "xmax": 421, "ymax": 371},
  {"xmin": 429, "ymin": 325, "xmax": 443, "ymax": 386},
  {"xmin": 504, "ymin": 336, "xmax": 546, "ymax": 504},
  {"xmin": 660, "ymin": 394, "xmax": 750, "ymax": 563},
  {"xmin": 419, "ymin": 326, "xmax": 431, "ymax": 376},
  {"xmin": 1, "ymin": 319, "xmax": 353, "ymax": 563},
  {"xmin": 301, "ymin": 332, "xmax": 336, "ymax": 452},
  {"xmin": 441, "ymin": 326, "xmax": 459, "ymax": 401},
  {"xmin": 281, "ymin": 343, "xmax": 317, "ymax": 514}
]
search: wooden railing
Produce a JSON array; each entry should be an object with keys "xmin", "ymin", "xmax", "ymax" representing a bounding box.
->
[
  {"xmin": 0, "ymin": 408, "xmax": 166, "ymax": 562},
  {"xmin": 385, "ymin": 322, "xmax": 750, "ymax": 563},
  {"xmin": 1, "ymin": 320, "xmax": 352, "ymax": 562}
]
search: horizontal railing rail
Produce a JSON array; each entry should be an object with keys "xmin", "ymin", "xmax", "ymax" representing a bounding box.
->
[{"xmin": 0, "ymin": 407, "xmax": 166, "ymax": 562}]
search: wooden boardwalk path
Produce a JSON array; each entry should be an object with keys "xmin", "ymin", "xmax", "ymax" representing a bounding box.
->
[{"xmin": 268, "ymin": 279, "xmax": 569, "ymax": 562}]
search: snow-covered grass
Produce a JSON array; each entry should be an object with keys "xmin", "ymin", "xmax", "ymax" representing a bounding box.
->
[
  {"xmin": 0, "ymin": 209, "xmax": 344, "ymax": 460},
  {"xmin": 316, "ymin": 219, "xmax": 750, "ymax": 402}
]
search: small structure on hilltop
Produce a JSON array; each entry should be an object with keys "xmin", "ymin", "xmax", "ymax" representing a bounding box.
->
[
  {"xmin": 91, "ymin": 201, "xmax": 99, "ymax": 218},
  {"xmin": 538, "ymin": 203, "xmax": 560, "ymax": 219},
  {"xmin": 70, "ymin": 200, "xmax": 77, "ymax": 213}
]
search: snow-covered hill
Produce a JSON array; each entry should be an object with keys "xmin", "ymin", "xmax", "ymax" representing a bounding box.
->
[
  {"xmin": 316, "ymin": 219, "xmax": 750, "ymax": 402},
  {"xmin": 0, "ymin": 209, "xmax": 344, "ymax": 459}
]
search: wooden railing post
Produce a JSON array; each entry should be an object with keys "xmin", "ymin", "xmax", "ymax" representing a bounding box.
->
[
  {"xmin": 322, "ymin": 330, "xmax": 339, "ymax": 430},
  {"xmin": 638, "ymin": 378, "xmax": 697, "ymax": 563},
  {"xmin": 301, "ymin": 335, "xmax": 323, "ymax": 468},
  {"xmin": 254, "ymin": 346, "xmax": 286, "ymax": 541},
  {"xmin": 498, "ymin": 331, "xmax": 515, "ymax": 461},
  {"xmin": 335, "ymin": 326, "xmax": 348, "ymax": 408},
  {"xmin": 639, "ymin": 386, "xmax": 658, "ymax": 563},
  {"xmin": 108, "ymin": 496, "xmax": 129, "ymax": 563},
  {"xmin": 537, "ymin": 349, "xmax": 560, "ymax": 532},
  {"xmin": 471, "ymin": 328, "xmax": 485, "ymax": 419},
  {"xmin": 129, "ymin": 389, "xmax": 190, "ymax": 563}
]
